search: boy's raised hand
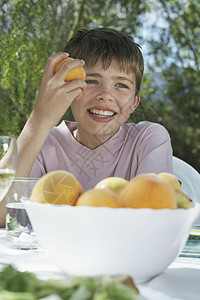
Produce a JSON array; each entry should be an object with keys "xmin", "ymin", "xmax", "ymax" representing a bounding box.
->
[
  {"xmin": 33, "ymin": 52, "xmax": 87, "ymax": 128},
  {"xmin": 16, "ymin": 53, "xmax": 86, "ymax": 178}
]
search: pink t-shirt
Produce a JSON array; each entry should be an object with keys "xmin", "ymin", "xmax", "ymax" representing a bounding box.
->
[{"xmin": 30, "ymin": 120, "xmax": 173, "ymax": 191}]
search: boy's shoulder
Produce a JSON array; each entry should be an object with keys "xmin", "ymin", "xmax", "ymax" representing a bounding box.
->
[
  {"xmin": 122, "ymin": 121, "xmax": 170, "ymax": 137},
  {"xmin": 123, "ymin": 120, "xmax": 165, "ymax": 131}
]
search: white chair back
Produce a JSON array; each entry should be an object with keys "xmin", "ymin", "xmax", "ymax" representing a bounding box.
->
[{"xmin": 173, "ymin": 156, "xmax": 200, "ymax": 225}]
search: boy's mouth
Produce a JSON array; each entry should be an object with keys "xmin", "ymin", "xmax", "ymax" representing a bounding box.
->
[{"xmin": 88, "ymin": 108, "xmax": 116, "ymax": 118}]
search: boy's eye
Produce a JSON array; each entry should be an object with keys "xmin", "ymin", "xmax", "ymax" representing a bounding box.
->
[
  {"xmin": 85, "ymin": 79, "xmax": 98, "ymax": 85},
  {"xmin": 116, "ymin": 83, "xmax": 129, "ymax": 89}
]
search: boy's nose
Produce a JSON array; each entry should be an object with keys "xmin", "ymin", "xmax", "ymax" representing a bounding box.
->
[{"xmin": 96, "ymin": 91, "xmax": 114, "ymax": 102}]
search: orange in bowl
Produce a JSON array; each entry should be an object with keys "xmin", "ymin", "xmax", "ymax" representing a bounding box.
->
[
  {"xmin": 76, "ymin": 188, "xmax": 120, "ymax": 208},
  {"xmin": 54, "ymin": 57, "xmax": 86, "ymax": 82},
  {"xmin": 119, "ymin": 173, "xmax": 177, "ymax": 209},
  {"xmin": 30, "ymin": 170, "xmax": 83, "ymax": 205}
]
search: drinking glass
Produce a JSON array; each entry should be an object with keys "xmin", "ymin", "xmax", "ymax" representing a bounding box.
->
[
  {"xmin": 5, "ymin": 178, "xmax": 40, "ymax": 250},
  {"xmin": 0, "ymin": 136, "xmax": 17, "ymax": 202}
]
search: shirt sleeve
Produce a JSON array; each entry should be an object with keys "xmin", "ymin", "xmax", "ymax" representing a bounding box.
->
[
  {"xmin": 136, "ymin": 123, "xmax": 173, "ymax": 175},
  {"xmin": 29, "ymin": 155, "xmax": 46, "ymax": 178}
]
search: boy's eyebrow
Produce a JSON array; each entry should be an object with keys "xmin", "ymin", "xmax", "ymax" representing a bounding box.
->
[
  {"xmin": 86, "ymin": 72, "xmax": 102, "ymax": 77},
  {"xmin": 86, "ymin": 73, "xmax": 134, "ymax": 85},
  {"xmin": 114, "ymin": 76, "xmax": 134, "ymax": 85}
]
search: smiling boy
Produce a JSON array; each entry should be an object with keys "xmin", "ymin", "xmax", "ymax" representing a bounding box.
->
[{"xmin": 17, "ymin": 28, "xmax": 172, "ymax": 189}]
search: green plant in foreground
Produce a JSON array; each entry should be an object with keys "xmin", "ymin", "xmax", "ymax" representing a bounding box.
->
[{"xmin": 0, "ymin": 265, "xmax": 146, "ymax": 300}]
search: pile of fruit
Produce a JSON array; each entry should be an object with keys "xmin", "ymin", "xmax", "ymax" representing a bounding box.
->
[{"xmin": 30, "ymin": 170, "xmax": 192, "ymax": 210}]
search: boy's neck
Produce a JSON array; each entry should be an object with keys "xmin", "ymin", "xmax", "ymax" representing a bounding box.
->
[{"xmin": 72, "ymin": 128, "xmax": 118, "ymax": 150}]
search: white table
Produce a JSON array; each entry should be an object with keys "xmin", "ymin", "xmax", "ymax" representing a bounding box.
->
[{"xmin": 0, "ymin": 229, "xmax": 200, "ymax": 300}]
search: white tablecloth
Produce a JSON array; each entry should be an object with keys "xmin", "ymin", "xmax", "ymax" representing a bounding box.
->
[{"xmin": 0, "ymin": 229, "xmax": 200, "ymax": 300}]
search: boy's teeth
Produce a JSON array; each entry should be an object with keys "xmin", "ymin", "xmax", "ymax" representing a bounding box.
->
[{"xmin": 89, "ymin": 109, "xmax": 114, "ymax": 117}]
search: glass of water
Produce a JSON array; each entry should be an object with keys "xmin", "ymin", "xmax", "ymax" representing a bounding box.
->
[
  {"xmin": 5, "ymin": 177, "xmax": 39, "ymax": 250},
  {"xmin": 0, "ymin": 136, "xmax": 17, "ymax": 203}
]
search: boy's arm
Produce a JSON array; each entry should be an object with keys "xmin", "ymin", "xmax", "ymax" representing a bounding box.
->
[
  {"xmin": 16, "ymin": 53, "xmax": 86, "ymax": 177},
  {"xmin": 0, "ymin": 53, "xmax": 86, "ymax": 227},
  {"xmin": 16, "ymin": 112, "xmax": 52, "ymax": 177}
]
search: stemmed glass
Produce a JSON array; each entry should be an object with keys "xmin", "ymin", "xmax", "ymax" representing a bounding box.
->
[{"xmin": 0, "ymin": 136, "xmax": 17, "ymax": 202}]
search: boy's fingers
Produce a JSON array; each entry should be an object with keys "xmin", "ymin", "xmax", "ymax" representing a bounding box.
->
[
  {"xmin": 43, "ymin": 52, "xmax": 69, "ymax": 80},
  {"xmin": 65, "ymin": 87, "xmax": 85, "ymax": 104},
  {"xmin": 54, "ymin": 59, "xmax": 85, "ymax": 82},
  {"xmin": 61, "ymin": 79, "xmax": 87, "ymax": 96}
]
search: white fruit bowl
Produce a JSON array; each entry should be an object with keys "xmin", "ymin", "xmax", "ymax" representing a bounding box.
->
[{"xmin": 25, "ymin": 202, "xmax": 200, "ymax": 283}]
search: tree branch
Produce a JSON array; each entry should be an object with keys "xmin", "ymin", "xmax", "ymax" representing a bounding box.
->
[{"xmin": 68, "ymin": 0, "xmax": 86, "ymax": 40}]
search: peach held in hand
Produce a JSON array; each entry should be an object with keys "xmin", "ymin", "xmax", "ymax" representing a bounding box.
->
[{"xmin": 54, "ymin": 57, "xmax": 86, "ymax": 82}]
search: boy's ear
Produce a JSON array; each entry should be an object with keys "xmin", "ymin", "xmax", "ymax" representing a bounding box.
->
[{"xmin": 130, "ymin": 91, "xmax": 140, "ymax": 113}]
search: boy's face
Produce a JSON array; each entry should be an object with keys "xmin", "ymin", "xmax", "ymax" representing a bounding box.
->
[{"xmin": 71, "ymin": 58, "xmax": 140, "ymax": 146}]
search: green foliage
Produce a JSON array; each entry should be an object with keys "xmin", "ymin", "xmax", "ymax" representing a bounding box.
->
[
  {"xmin": 0, "ymin": 0, "xmax": 199, "ymax": 171},
  {"xmin": 0, "ymin": 265, "xmax": 144, "ymax": 300},
  {"xmin": 137, "ymin": 0, "xmax": 200, "ymax": 171},
  {"xmin": 0, "ymin": 0, "xmax": 50, "ymax": 135}
]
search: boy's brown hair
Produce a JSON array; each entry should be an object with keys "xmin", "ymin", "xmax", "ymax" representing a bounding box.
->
[{"xmin": 64, "ymin": 28, "xmax": 144, "ymax": 94}]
